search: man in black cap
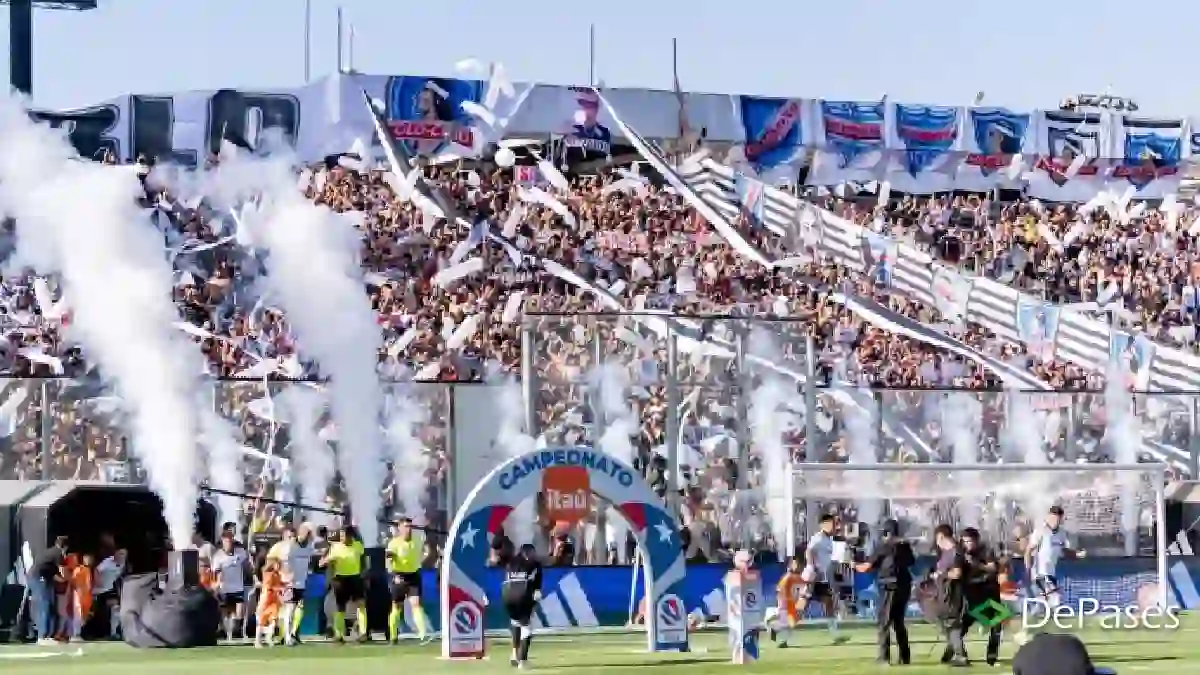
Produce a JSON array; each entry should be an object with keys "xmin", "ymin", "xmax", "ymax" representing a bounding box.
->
[
  {"xmin": 960, "ymin": 527, "xmax": 1003, "ymax": 666},
  {"xmin": 855, "ymin": 519, "xmax": 915, "ymax": 665},
  {"xmin": 1012, "ymin": 632, "xmax": 1115, "ymax": 675}
]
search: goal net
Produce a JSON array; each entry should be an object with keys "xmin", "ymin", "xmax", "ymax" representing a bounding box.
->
[{"xmin": 790, "ymin": 462, "xmax": 1170, "ymax": 610}]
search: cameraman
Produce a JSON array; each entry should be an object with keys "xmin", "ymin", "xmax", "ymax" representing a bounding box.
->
[
  {"xmin": 960, "ymin": 528, "xmax": 1002, "ymax": 666},
  {"xmin": 855, "ymin": 519, "xmax": 914, "ymax": 665}
]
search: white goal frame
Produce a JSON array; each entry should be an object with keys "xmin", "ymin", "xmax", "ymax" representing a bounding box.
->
[{"xmin": 787, "ymin": 462, "xmax": 1171, "ymax": 610}]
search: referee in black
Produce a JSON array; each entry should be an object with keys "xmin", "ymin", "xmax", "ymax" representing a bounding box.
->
[
  {"xmin": 855, "ymin": 519, "xmax": 915, "ymax": 665},
  {"xmin": 502, "ymin": 543, "xmax": 543, "ymax": 669}
]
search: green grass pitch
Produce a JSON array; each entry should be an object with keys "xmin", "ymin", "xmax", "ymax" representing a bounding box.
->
[{"xmin": 0, "ymin": 622, "xmax": 1196, "ymax": 674}]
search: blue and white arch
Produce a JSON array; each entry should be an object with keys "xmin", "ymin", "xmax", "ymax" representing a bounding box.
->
[{"xmin": 440, "ymin": 447, "xmax": 689, "ymax": 658}]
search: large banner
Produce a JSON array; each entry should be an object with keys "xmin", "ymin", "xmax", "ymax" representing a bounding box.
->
[
  {"xmin": 886, "ymin": 103, "xmax": 961, "ymax": 194},
  {"xmin": 1025, "ymin": 110, "xmax": 1108, "ymax": 202},
  {"xmin": 1108, "ymin": 115, "xmax": 1186, "ymax": 199},
  {"xmin": 384, "ymin": 75, "xmax": 483, "ymax": 156},
  {"xmin": 738, "ymin": 96, "xmax": 809, "ymax": 172},
  {"xmin": 807, "ymin": 100, "xmax": 888, "ymax": 185},
  {"xmin": 956, "ymin": 107, "xmax": 1033, "ymax": 192},
  {"xmin": 30, "ymin": 72, "xmax": 1193, "ymax": 202}
]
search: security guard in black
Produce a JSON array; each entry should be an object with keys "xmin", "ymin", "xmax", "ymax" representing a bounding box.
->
[{"xmin": 856, "ymin": 519, "xmax": 914, "ymax": 665}]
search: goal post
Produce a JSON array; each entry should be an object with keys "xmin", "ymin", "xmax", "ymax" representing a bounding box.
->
[{"xmin": 788, "ymin": 462, "xmax": 1171, "ymax": 611}]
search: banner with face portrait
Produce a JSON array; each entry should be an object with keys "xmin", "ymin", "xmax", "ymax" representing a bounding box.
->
[
  {"xmin": 956, "ymin": 107, "xmax": 1034, "ymax": 192},
  {"xmin": 1025, "ymin": 110, "xmax": 1109, "ymax": 202},
  {"xmin": 383, "ymin": 75, "xmax": 485, "ymax": 156}
]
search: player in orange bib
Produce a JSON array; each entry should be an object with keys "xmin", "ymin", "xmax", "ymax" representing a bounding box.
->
[
  {"xmin": 69, "ymin": 554, "xmax": 94, "ymax": 642},
  {"xmin": 769, "ymin": 557, "xmax": 807, "ymax": 648},
  {"xmin": 254, "ymin": 559, "xmax": 284, "ymax": 648}
]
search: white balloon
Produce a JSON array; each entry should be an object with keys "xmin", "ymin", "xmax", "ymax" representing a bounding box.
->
[{"xmin": 495, "ymin": 146, "xmax": 516, "ymax": 168}]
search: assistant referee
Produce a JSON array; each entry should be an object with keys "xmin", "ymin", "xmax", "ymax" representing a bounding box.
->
[
  {"xmin": 321, "ymin": 525, "xmax": 368, "ymax": 643},
  {"xmin": 386, "ymin": 517, "xmax": 432, "ymax": 644}
]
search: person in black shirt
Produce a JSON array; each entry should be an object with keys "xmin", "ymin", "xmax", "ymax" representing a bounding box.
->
[
  {"xmin": 931, "ymin": 524, "xmax": 969, "ymax": 667},
  {"xmin": 28, "ymin": 536, "xmax": 68, "ymax": 644},
  {"xmin": 501, "ymin": 544, "xmax": 543, "ymax": 669},
  {"xmin": 855, "ymin": 519, "xmax": 914, "ymax": 665},
  {"xmin": 960, "ymin": 528, "xmax": 1002, "ymax": 666}
]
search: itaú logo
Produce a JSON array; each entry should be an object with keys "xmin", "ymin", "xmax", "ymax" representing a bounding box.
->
[{"xmin": 541, "ymin": 466, "xmax": 592, "ymax": 525}]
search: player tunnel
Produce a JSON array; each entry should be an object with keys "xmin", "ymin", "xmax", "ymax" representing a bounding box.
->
[{"xmin": 16, "ymin": 482, "xmax": 217, "ymax": 575}]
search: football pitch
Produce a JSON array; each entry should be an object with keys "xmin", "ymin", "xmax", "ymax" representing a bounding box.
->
[{"xmin": 0, "ymin": 623, "xmax": 1196, "ymax": 674}]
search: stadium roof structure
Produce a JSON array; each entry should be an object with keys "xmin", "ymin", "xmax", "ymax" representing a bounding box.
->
[{"xmin": 0, "ymin": 0, "xmax": 96, "ymax": 8}]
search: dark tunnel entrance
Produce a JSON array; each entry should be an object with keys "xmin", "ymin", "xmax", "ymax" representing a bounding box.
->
[{"xmin": 23, "ymin": 485, "xmax": 217, "ymax": 575}]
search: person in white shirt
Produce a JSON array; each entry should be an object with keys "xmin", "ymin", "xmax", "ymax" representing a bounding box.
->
[
  {"xmin": 796, "ymin": 513, "xmax": 847, "ymax": 643},
  {"xmin": 267, "ymin": 523, "xmax": 316, "ymax": 646},
  {"xmin": 93, "ymin": 549, "xmax": 126, "ymax": 640},
  {"xmin": 1024, "ymin": 505, "xmax": 1086, "ymax": 609},
  {"xmin": 211, "ymin": 533, "xmax": 252, "ymax": 641}
]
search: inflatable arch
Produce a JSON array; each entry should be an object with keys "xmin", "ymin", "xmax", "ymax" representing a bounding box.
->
[{"xmin": 440, "ymin": 447, "xmax": 689, "ymax": 658}]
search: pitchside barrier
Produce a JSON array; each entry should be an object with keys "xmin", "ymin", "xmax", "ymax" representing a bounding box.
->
[{"xmin": 275, "ymin": 558, "xmax": 1200, "ymax": 637}]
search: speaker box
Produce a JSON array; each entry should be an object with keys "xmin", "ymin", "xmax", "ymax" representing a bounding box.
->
[{"xmin": 168, "ymin": 549, "xmax": 200, "ymax": 591}]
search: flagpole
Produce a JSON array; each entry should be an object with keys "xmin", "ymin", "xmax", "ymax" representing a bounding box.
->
[
  {"xmin": 336, "ymin": 6, "xmax": 344, "ymax": 74},
  {"xmin": 588, "ymin": 24, "xmax": 596, "ymax": 86},
  {"xmin": 303, "ymin": 0, "xmax": 312, "ymax": 83}
]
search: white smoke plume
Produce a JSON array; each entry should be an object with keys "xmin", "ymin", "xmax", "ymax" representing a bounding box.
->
[
  {"xmin": 1003, "ymin": 385, "xmax": 1053, "ymax": 527},
  {"xmin": 843, "ymin": 387, "xmax": 883, "ymax": 532},
  {"xmin": 591, "ymin": 362, "xmax": 636, "ymax": 563},
  {"xmin": 494, "ymin": 377, "xmax": 538, "ymax": 550},
  {"xmin": 0, "ymin": 97, "xmax": 206, "ymax": 547},
  {"xmin": 942, "ymin": 392, "xmax": 982, "ymax": 529},
  {"xmin": 279, "ymin": 386, "xmax": 336, "ymax": 525},
  {"xmin": 384, "ymin": 386, "xmax": 430, "ymax": 521},
  {"xmin": 173, "ymin": 147, "xmax": 387, "ymax": 544},
  {"xmin": 198, "ymin": 406, "xmax": 247, "ymax": 530},
  {"xmin": 1104, "ymin": 363, "xmax": 1142, "ymax": 556},
  {"xmin": 747, "ymin": 329, "xmax": 794, "ymax": 555}
]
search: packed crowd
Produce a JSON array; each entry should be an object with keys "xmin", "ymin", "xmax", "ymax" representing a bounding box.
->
[
  {"xmin": 822, "ymin": 191, "xmax": 1200, "ymax": 349},
  {"xmin": 0, "ymin": 149, "xmax": 1187, "ymax": 564}
]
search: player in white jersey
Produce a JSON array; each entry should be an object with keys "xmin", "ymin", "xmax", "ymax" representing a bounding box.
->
[
  {"xmin": 268, "ymin": 523, "xmax": 316, "ymax": 646},
  {"xmin": 212, "ymin": 532, "xmax": 252, "ymax": 641},
  {"xmin": 795, "ymin": 513, "xmax": 846, "ymax": 643},
  {"xmin": 1023, "ymin": 505, "xmax": 1086, "ymax": 609}
]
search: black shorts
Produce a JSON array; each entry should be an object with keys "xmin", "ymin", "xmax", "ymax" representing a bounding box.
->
[
  {"xmin": 504, "ymin": 598, "xmax": 536, "ymax": 623},
  {"xmin": 1034, "ymin": 575, "xmax": 1059, "ymax": 596},
  {"xmin": 390, "ymin": 572, "xmax": 422, "ymax": 602},
  {"xmin": 96, "ymin": 590, "xmax": 119, "ymax": 605},
  {"xmin": 218, "ymin": 591, "xmax": 245, "ymax": 608},
  {"xmin": 332, "ymin": 575, "xmax": 366, "ymax": 607},
  {"xmin": 804, "ymin": 582, "xmax": 834, "ymax": 601}
]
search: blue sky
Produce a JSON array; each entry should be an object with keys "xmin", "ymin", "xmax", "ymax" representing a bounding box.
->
[{"xmin": 4, "ymin": 0, "xmax": 1194, "ymax": 117}]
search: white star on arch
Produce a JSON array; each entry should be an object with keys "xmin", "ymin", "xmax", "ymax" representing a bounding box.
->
[
  {"xmin": 654, "ymin": 521, "xmax": 674, "ymax": 544},
  {"xmin": 460, "ymin": 522, "xmax": 480, "ymax": 550}
]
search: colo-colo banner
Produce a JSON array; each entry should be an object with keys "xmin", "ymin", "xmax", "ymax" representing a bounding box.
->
[
  {"xmin": 32, "ymin": 72, "xmax": 1196, "ymax": 200},
  {"xmin": 288, "ymin": 558, "xmax": 1198, "ymax": 635}
]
